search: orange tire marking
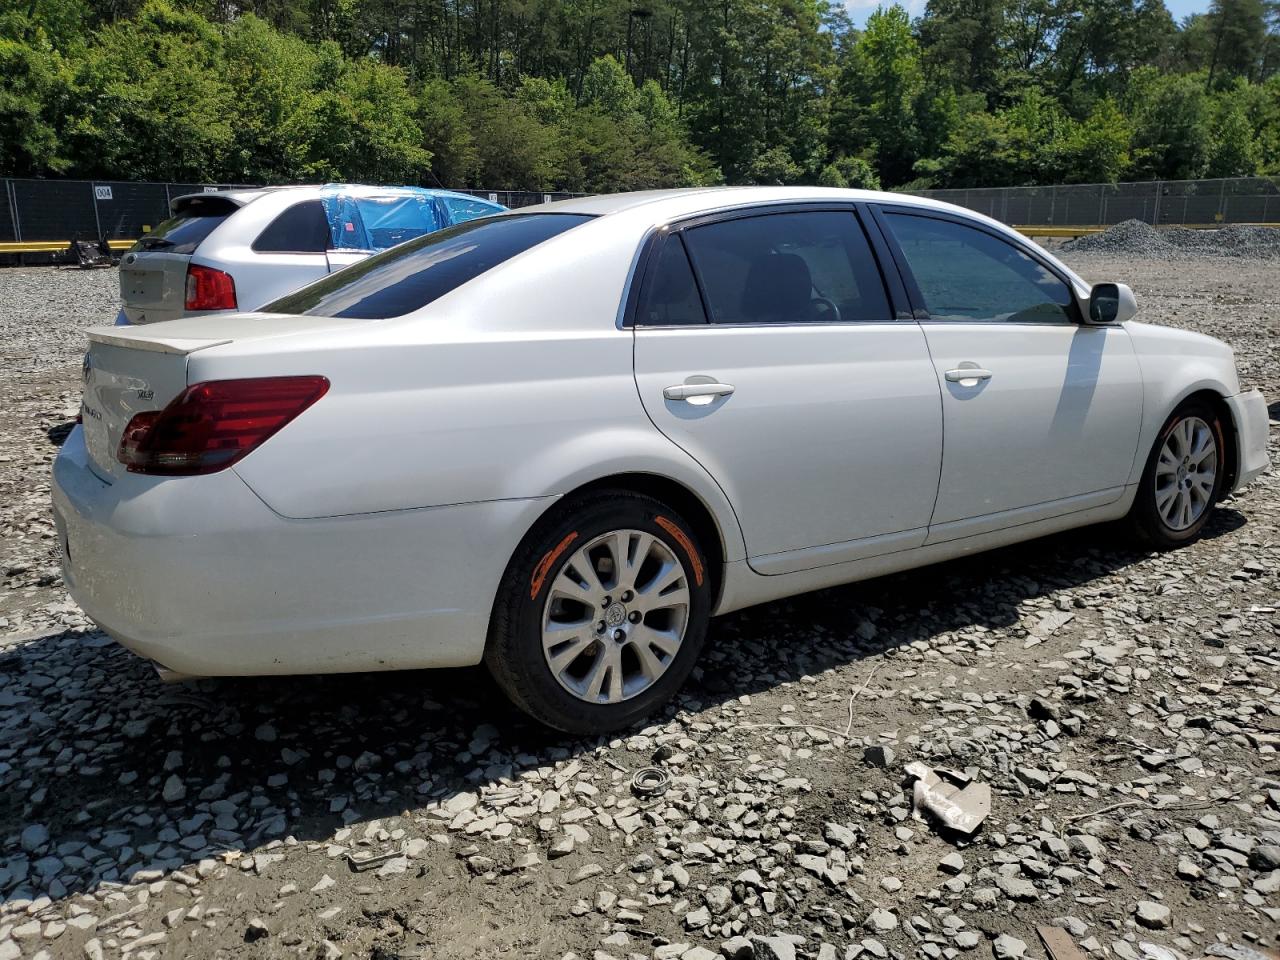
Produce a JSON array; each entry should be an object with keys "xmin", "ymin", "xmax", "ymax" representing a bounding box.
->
[
  {"xmin": 655, "ymin": 516, "xmax": 704, "ymax": 587},
  {"xmin": 531, "ymin": 531, "xmax": 578, "ymax": 600}
]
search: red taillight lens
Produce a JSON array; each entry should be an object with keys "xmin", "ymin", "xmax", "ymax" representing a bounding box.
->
[
  {"xmin": 184, "ymin": 263, "xmax": 237, "ymax": 311},
  {"xmin": 116, "ymin": 376, "xmax": 329, "ymax": 475}
]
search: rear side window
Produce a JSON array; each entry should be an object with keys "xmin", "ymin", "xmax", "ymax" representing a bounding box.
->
[
  {"xmin": 635, "ymin": 235, "xmax": 708, "ymax": 326},
  {"xmin": 252, "ymin": 201, "xmax": 330, "ymax": 254},
  {"xmin": 884, "ymin": 212, "xmax": 1074, "ymax": 323},
  {"xmin": 443, "ymin": 196, "xmax": 505, "ymax": 224},
  {"xmin": 265, "ymin": 214, "xmax": 593, "ymax": 319},
  {"xmin": 682, "ymin": 211, "xmax": 890, "ymax": 324},
  {"xmin": 132, "ymin": 197, "xmax": 237, "ymax": 255}
]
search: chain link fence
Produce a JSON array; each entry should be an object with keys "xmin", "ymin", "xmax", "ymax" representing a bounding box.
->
[
  {"xmin": 912, "ymin": 176, "xmax": 1280, "ymax": 227},
  {"xmin": 0, "ymin": 178, "xmax": 585, "ymax": 244},
  {"xmin": 6, "ymin": 174, "xmax": 1279, "ymax": 247}
]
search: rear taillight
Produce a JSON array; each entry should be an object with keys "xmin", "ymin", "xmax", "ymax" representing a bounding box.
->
[
  {"xmin": 184, "ymin": 263, "xmax": 237, "ymax": 311},
  {"xmin": 116, "ymin": 376, "xmax": 329, "ymax": 475}
]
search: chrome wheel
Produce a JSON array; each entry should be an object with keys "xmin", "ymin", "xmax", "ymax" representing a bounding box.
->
[
  {"xmin": 541, "ymin": 529, "xmax": 690, "ymax": 704},
  {"xmin": 1154, "ymin": 416, "xmax": 1217, "ymax": 531}
]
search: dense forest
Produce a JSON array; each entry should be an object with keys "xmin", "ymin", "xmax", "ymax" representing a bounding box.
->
[{"xmin": 1, "ymin": 0, "xmax": 1278, "ymax": 191}]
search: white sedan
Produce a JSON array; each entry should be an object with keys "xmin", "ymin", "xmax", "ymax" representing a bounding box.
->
[{"xmin": 53, "ymin": 188, "xmax": 1271, "ymax": 732}]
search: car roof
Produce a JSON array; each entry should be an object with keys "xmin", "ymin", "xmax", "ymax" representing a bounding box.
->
[
  {"xmin": 522, "ymin": 186, "xmax": 1089, "ymax": 293},
  {"xmin": 170, "ymin": 184, "xmax": 498, "ymax": 214},
  {"xmin": 523, "ymin": 186, "xmax": 955, "ymax": 219}
]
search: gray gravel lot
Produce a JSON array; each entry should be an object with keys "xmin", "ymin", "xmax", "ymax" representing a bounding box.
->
[{"xmin": 0, "ymin": 256, "xmax": 1277, "ymax": 960}]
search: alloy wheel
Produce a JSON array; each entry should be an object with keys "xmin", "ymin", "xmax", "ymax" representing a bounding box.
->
[
  {"xmin": 1154, "ymin": 415, "xmax": 1217, "ymax": 531},
  {"xmin": 540, "ymin": 529, "xmax": 691, "ymax": 704}
]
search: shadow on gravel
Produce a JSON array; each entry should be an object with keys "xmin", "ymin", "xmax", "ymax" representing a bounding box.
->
[
  {"xmin": 1269, "ymin": 400, "xmax": 1280, "ymax": 422},
  {"xmin": 45, "ymin": 420, "xmax": 75, "ymax": 446},
  {"xmin": 0, "ymin": 506, "xmax": 1248, "ymax": 906}
]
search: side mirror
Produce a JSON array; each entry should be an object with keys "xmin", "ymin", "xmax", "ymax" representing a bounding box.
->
[{"xmin": 1086, "ymin": 282, "xmax": 1137, "ymax": 324}]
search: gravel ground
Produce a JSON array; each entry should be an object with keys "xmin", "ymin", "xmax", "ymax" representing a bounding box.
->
[
  {"xmin": 1062, "ymin": 221, "xmax": 1280, "ymax": 259},
  {"xmin": 0, "ymin": 258, "xmax": 1277, "ymax": 960}
]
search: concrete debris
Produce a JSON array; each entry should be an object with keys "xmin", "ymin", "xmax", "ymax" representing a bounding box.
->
[{"xmin": 904, "ymin": 761, "xmax": 991, "ymax": 836}]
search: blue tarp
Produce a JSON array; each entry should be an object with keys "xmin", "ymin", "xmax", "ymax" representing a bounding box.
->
[{"xmin": 319, "ymin": 185, "xmax": 505, "ymax": 252}]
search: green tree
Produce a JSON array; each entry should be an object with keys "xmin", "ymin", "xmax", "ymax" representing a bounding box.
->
[
  {"xmin": 917, "ymin": 0, "xmax": 1006, "ymax": 104},
  {"xmin": 1058, "ymin": 97, "xmax": 1132, "ymax": 182},
  {"xmin": 816, "ymin": 155, "xmax": 882, "ymax": 189},
  {"xmin": 831, "ymin": 4, "xmax": 922, "ymax": 186},
  {"xmin": 1207, "ymin": 83, "xmax": 1262, "ymax": 173},
  {"xmin": 63, "ymin": 0, "xmax": 236, "ymax": 180},
  {"xmin": 0, "ymin": 16, "xmax": 71, "ymax": 175},
  {"xmin": 1205, "ymin": 0, "xmax": 1271, "ymax": 85},
  {"xmin": 1126, "ymin": 67, "xmax": 1214, "ymax": 178}
]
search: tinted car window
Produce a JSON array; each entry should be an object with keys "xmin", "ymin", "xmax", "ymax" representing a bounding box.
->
[
  {"xmin": 132, "ymin": 197, "xmax": 237, "ymax": 255},
  {"xmin": 885, "ymin": 213, "xmax": 1074, "ymax": 323},
  {"xmin": 635, "ymin": 235, "xmax": 708, "ymax": 326},
  {"xmin": 682, "ymin": 211, "xmax": 890, "ymax": 324},
  {"xmin": 265, "ymin": 214, "xmax": 592, "ymax": 320},
  {"xmin": 252, "ymin": 200, "xmax": 330, "ymax": 254}
]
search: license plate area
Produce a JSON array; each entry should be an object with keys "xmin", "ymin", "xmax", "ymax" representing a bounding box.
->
[{"xmin": 122, "ymin": 269, "xmax": 161, "ymax": 302}]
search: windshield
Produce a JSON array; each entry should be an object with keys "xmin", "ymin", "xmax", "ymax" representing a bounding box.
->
[{"xmin": 265, "ymin": 213, "xmax": 593, "ymax": 320}]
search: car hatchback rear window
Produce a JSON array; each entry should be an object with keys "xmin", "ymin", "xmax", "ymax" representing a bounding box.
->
[
  {"xmin": 265, "ymin": 214, "xmax": 593, "ymax": 319},
  {"xmin": 132, "ymin": 197, "xmax": 238, "ymax": 255}
]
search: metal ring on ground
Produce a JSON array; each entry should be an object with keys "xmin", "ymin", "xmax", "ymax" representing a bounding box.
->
[{"xmin": 631, "ymin": 766, "xmax": 671, "ymax": 798}]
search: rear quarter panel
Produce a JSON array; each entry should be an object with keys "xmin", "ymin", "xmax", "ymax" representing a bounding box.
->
[
  {"xmin": 195, "ymin": 191, "xmax": 331, "ymax": 312},
  {"xmin": 193, "ymin": 215, "xmax": 748, "ymax": 561}
]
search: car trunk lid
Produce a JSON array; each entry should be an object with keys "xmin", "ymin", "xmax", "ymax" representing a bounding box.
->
[
  {"xmin": 80, "ymin": 330, "xmax": 229, "ymax": 482},
  {"xmin": 80, "ymin": 314, "xmax": 355, "ymax": 482},
  {"xmin": 119, "ymin": 250, "xmax": 195, "ymax": 324}
]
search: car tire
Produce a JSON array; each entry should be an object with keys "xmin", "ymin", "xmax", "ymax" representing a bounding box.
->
[
  {"xmin": 1127, "ymin": 399, "xmax": 1226, "ymax": 549},
  {"xmin": 486, "ymin": 490, "xmax": 712, "ymax": 734}
]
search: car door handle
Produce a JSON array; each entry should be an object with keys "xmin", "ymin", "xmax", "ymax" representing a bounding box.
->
[
  {"xmin": 944, "ymin": 367, "xmax": 993, "ymax": 383},
  {"xmin": 663, "ymin": 382, "xmax": 736, "ymax": 401}
]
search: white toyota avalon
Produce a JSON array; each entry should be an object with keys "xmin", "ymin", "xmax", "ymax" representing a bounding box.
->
[{"xmin": 53, "ymin": 188, "xmax": 1271, "ymax": 732}]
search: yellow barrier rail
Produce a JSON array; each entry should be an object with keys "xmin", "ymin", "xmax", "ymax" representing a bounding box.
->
[
  {"xmin": 0, "ymin": 239, "xmax": 135, "ymax": 254},
  {"xmin": 1016, "ymin": 222, "xmax": 1280, "ymax": 239}
]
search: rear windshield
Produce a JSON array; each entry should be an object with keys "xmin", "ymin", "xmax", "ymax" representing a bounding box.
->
[
  {"xmin": 265, "ymin": 213, "xmax": 593, "ymax": 320},
  {"xmin": 132, "ymin": 197, "xmax": 239, "ymax": 255}
]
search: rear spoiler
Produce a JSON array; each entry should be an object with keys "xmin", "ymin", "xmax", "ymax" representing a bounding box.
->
[
  {"xmin": 87, "ymin": 327, "xmax": 232, "ymax": 356},
  {"xmin": 169, "ymin": 194, "xmax": 246, "ymax": 217}
]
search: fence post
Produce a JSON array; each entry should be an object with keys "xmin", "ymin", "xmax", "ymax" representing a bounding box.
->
[
  {"xmin": 1151, "ymin": 180, "xmax": 1161, "ymax": 225},
  {"xmin": 90, "ymin": 182, "xmax": 103, "ymax": 240},
  {"xmin": 4, "ymin": 179, "xmax": 19, "ymax": 242},
  {"xmin": 1218, "ymin": 179, "xmax": 1227, "ymax": 223}
]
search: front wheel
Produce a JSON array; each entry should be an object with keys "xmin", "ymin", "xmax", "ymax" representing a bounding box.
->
[
  {"xmin": 486, "ymin": 491, "xmax": 712, "ymax": 733},
  {"xmin": 1127, "ymin": 399, "xmax": 1226, "ymax": 549}
]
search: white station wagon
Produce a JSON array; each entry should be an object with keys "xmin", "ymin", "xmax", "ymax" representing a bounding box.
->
[{"xmin": 54, "ymin": 188, "xmax": 1270, "ymax": 732}]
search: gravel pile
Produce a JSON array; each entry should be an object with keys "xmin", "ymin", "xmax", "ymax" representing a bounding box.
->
[
  {"xmin": 0, "ymin": 261, "xmax": 1277, "ymax": 960},
  {"xmin": 1064, "ymin": 219, "xmax": 1280, "ymax": 259}
]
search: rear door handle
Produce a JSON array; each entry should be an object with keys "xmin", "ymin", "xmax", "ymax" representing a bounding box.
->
[
  {"xmin": 944, "ymin": 367, "xmax": 993, "ymax": 383},
  {"xmin": 663, "ymin": 382, "xmax": 735, "ymax": 401}
]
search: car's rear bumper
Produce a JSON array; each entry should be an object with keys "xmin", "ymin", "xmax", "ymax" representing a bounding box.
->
[
  {"xmin": 51, "ymin": 426, "xmax": 548, "ymax": 676},
  {"xmin": 1226, "ymin": 389, "xmax": 1270, "ymax": 492}
]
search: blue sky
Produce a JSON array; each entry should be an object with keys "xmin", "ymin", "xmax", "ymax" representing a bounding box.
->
[{"xmin": 842, "ymin": 0, "xmax": 1210, "ymax": 27}]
